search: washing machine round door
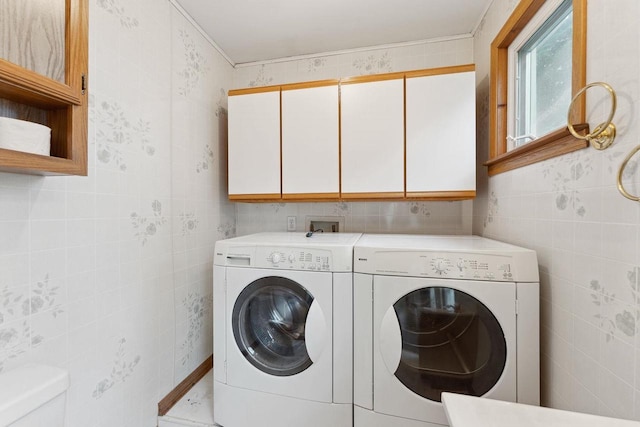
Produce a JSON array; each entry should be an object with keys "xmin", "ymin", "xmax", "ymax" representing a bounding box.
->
[
  {"xmin": 390, "ymin": 286, "xmax": 507, "ymax": 402},
  {"xmin": 232, "ymin": 276, "xmax": 314, "ymax": 376}
]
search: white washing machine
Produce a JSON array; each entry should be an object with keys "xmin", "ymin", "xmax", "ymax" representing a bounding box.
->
[
  {"xmin": 353, "ymin": 234, "xmax": 540, "ymax": 427},
  {"xmin": 213, "ymin": 232, "xmax": 362, "ymax": 427}
]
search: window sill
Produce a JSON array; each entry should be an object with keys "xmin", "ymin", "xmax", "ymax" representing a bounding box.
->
[{"xmin": 484, "ymin": 124, "xmax": 589, "ymax": 176}]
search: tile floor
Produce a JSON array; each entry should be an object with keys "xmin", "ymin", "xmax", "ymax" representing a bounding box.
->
[{"xmin": 158, "ymin": 370, "xmax": 215, "ymax": 427}]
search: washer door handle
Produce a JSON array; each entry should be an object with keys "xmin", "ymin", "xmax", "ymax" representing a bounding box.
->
[
  {"xmin": 305, "ymin": 299, "xmax": 327, "ymax": 363},
  {"xmin": 380, "ymin": 306, "xmax": 402, "ymax": 374}
]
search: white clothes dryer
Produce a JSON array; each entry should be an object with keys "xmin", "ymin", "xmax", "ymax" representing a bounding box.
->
[
  {"xmin": 353, "ymin": 234, "xmax": 540, "ymax": 427},
  {"xmin": 213, "ymin": 232, "xmax": 362, "ymax": 427}
]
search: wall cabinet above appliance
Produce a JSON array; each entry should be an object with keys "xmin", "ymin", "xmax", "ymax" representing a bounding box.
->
[
  {"xmin": 228, "ymin": 86, "xmax": 281, "ymax": 200},
  {"xmin": 340, "ymin": 74, "xmax": 405, "ymax": 199},
  {"xmin": 0, "ymin": 0, "xmax": 89, "ymax": 176},
  {"xmin": 405, "ymin": 67, "xmax": 476, "ymax": 199},
  {"xmin": 227, "ymin": 64, "xmax": 476, "ymax": 202},
  {"xmin": 281, "ymin": 81, "xmax": 340, "ymax": 200}
]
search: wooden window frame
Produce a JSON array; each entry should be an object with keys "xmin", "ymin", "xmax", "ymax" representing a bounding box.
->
[{"xmin": 485, "ymin": 0, "xmax": 588, "ymax": 176}]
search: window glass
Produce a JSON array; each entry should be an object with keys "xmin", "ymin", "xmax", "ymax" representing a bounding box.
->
[{"xmin": 514, "ymin": 0, "xmax": 573, "ymax": 148}]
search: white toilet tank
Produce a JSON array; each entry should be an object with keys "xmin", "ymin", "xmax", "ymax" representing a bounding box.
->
[{"xmin": 0, "ymin": 364, "xmax": 69, "ymax": 427}]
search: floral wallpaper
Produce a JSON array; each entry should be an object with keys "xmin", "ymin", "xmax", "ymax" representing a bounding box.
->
[
  {"xmin": 195, "ymin": 144, "xmax": 214, "ymax": 174},
  {"xmin": 540, "ymin": 151, "xmax": 594, "ymax": 217},
  {"xmin": 306, "ymin": 57, "xmax": 327, "ymax": 73},
  {"xmin": 0, "ymin": 273, "xmax": 60, "ymax": 373},
  {"xmin": 178, "ymin": 290, "xmax": 212, "ymax": 367},
  {"xmin": 130, "ymin": 200, "xmax": 168, "ymax": 245},
  {"xmin": 93, "ymin": 97, "xmax": 155, "ymax": 171},
  {"xmin": 96, "ymin": 0, "xmax": 139, "ymax": 29},
  {"xmin": 590, "ymin": 268, "xmax": 638, "ymax": 343},
  {"xmin": 177, "ymin": 29, "xmax": 209, "ymax": 96},
  {"xmin": 92, "ymin": 338, "xmax": 141, "ymax": 399},
  {"xmin": 248, "ymin": 65, "xmax": 274, "ymax": 87},
  {"xmin": 0, "ymin": 321, "xmax": 42, "ymax": 373},
  {"xmin": 352, "ymin": 52, "xmax": 393, "ymax": 74}
]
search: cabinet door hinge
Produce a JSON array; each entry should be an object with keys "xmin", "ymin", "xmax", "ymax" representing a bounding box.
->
[{"xmin": 81, "ymin": 74, "xmax": 87, "ymax": 95}]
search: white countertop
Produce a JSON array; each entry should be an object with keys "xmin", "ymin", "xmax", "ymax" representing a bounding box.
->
[{"xmin": 442, "ymin": 393, "xmax": 640, "ymax": 427}]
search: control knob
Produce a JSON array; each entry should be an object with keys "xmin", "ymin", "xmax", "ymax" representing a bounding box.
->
[
  {"xmin": 270, "ymin": 252, "xmax": 282, "ymax": 263},
  {"xmin": 432, "ymin": 258, "xmax": 449, "ymax": 276}
]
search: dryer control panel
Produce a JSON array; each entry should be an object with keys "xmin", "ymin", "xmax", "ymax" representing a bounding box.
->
[{"xmin": 354, "ymin": 249, "xmax": 539, "ymax": 282}]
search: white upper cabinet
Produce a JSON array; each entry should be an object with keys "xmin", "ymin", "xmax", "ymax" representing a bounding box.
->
[
  {"xmin": 406, "ymin": 67, "xmax": 476, "ymax": 196},
  {"xmin": 340, "ymin": 77, "xmax": 405, "ymax": 197},
  {"xmin": 227, "ymin": 88, "xmax": 281, "ymax": 199},
  {"xmin": 226, "ymin": 65, "xmax": 476, "ymax": 202},
  {"xmin": 281, "ymin": 82, "xmax": 339, "ymax": 198}
]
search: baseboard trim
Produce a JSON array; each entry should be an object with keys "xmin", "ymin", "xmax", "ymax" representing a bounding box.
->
[{"xmin": 158, "ymin": 355, "xmax": 213, "ymax": 416}]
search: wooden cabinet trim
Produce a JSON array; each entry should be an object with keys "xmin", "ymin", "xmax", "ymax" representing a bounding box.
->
[
  {"xmin": 405, "ymin": 191, "xmax": 476, "ymax": 201},
  {"xmin": 229, "ymin": 193, "xmax": 282, "ymax": 202},
  {"xmin": 281, "ymin": 80, "xmax": 339, "ymax": 91},
  {"xmin": 340, "ymin": 192, "xmax": 406, "ymax": 200},
  {"xmin": 405, "ymin": 64, "xmax": 475, "ymax": 79},
  {"xmin": 229, "ymin": 85, "xmax": 281, "ymax": 96},
  {"xmin": 282, "ymin": 192, "xmax": 340, "ymax": 201},
  {"xmin": 340, "ymin": 71, "xmax": 406, "ymax": 85}
]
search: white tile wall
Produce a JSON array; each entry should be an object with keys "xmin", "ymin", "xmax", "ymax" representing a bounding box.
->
[{"xmin": 473, "ymin": 0, "xmax": 640, "ymax": 420}]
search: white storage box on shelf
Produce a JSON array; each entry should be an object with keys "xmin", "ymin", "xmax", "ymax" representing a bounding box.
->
[
  {"xmin": 0, "ymin": 363, "xmax": 69, "ymax": 427},
  {"xmin": 0, "ymin": 117, "xmax": 51, "ymax": 156}
]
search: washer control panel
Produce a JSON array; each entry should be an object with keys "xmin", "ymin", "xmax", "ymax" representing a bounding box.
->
[
  {"xmin": 261, "ymin": 247, "xmax": 331, "ymax": 271},
  {"xmin": 219, "ymin": 246, "xmax": 333, "ymax": 271}
]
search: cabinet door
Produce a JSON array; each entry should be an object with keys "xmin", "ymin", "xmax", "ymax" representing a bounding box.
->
[
  {"xmin": 227, "ymin": 89, "xmax": 281, "ymax": 199},
  {"xmin": 281, "ymin": 82, "xmax": 339, "ymax": 199},
  {"xmin": 341, "ymin": 78, "xmax": 404, "ymax": 198},
  {"xmin": 406, "ymin": 70, "xmax": 476, "ymax": 196}
]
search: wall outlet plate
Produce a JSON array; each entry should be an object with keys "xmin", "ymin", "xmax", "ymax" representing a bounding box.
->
[
  {"xmin": 287, "ymin": 216, "xmax": 296, "ymax": 231},
  {"xmin": 305, "ymin": 216, "xmax": 344, "ymax": 233}
]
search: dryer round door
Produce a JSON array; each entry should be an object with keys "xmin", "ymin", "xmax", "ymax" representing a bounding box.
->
[
  {"xmin": 232, "ymin": 276, "xmax": 314, "ymax": 376},
  {"xmin": 381, "ymin": 286, "xmax": 507, "ymax": 402}
]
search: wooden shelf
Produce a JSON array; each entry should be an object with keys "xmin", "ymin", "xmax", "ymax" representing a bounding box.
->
[
  {"xmin": 0, "ymin": 59, "xmax": 82, "ymax": 108},
  {"xmin": 0, "ymin": 147, "xmax": 85, "ymax": 175}
]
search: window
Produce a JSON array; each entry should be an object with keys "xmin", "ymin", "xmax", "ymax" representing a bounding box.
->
[
  {"xmin": 486, "ymin": 0, "xmax": 587, "ymax": 176},
  {"xmin": 510, "ymin": 0, "xmax": 573, "ymax": 149}
]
